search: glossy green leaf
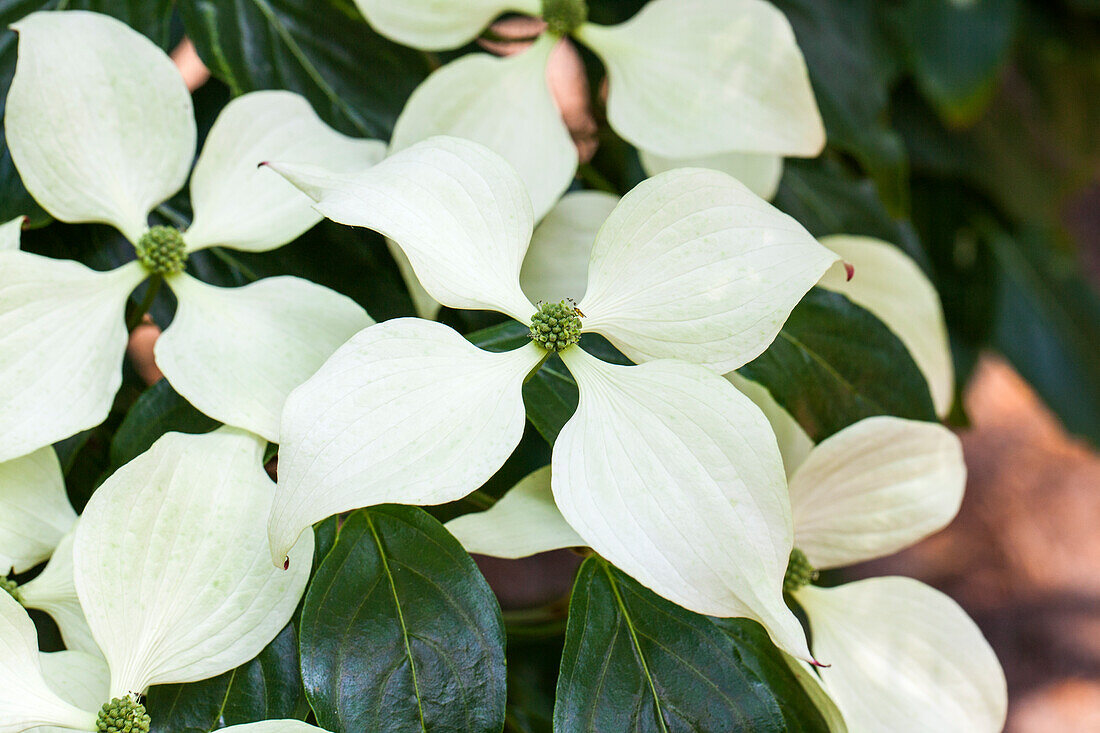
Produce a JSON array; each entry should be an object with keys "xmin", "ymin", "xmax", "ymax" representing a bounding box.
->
[
  {"xmin": 145, "ymin": 622, "xmax": 306, "ymax": 732},
  {"xmin": 108, "ymin": 379, "xmax": 220, "ymax": 470},
  {"xmin": 883, "ymin": 0, "xmax": 1019, "ymax": 126},
  {"xmin": 555, "ymin": 557, "xmax": 828, "ymax": 733},
  {"xmin": 772, "ymin": 0, "xmax": 907, "ymax": 213},
  {"xmin": 299, "ymin": 506, "xmax": 507, "ymax": 733},
  {"xmin": 0, "ymin": 0, "xmax": 174, "ymax": 224},
  {"xmin": 990, "ymin": 228, "xmax": 1100, "ymax": 445},
  {"xmin": 177, "ymin": 0, "xmax": 432, "ymax": 138},
  {"xmin": 739, "ymin": 288, "xmax": 936, "ymax": 441}
]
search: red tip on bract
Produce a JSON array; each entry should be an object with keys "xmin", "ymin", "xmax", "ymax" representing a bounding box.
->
[
  {"xmin": 20, "ymin": 215, "xmax": 29, "ymax": 229},
  {"xmin": 257, "ymin": 161, "xmax": 271, "ymax": 169},
  {"xmin": 809, "ymin": 658, "xmax": 831, "ymax": 669},
  {"xmin": 843, "ymin": 262, "xmax": 855, "ymax": 281},
  {"xmin": 282, "ymin": 556, "xmax": 290, "ymax": 571}
]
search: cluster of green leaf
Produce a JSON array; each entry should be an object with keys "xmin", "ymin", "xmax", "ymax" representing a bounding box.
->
[{"xmin": 2, "ymin": 0, "xmax": 1095, "ymax": 730}]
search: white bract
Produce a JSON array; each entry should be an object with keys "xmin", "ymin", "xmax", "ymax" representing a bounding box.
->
[
  {"xmin": 518, "ymin": 196, "xmax": 954, "ymax": 417},
  {"xmin": 368, "ymin": 0, "xmax": 822, "ymax": 217},
  {"xmin": 266, "ymin": 136, "xmax": 837, "ymax": 660},
  {"xmin": 0, "ymin": 428, "xmax": 314, "ymax": 732},
  {"xmin": 452, "ymin": 411, "xmax": 1007, "ymax": 730},
  {"xmin": 0, "ymin": 11, "xmax": 380, "ymax": 462}
]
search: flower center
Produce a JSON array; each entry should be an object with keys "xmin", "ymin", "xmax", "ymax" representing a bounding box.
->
[
  {"xmin": 783, "ymin": 548, "xmax": 817, "ymax": 594},
  {"xmin": 0, "ymin": 576, "xmax": 20, "ymax": 603},
  {"xmin": 542, "ymin": 0, "xmax": 587, "ymax": 35},
  {"xmin": 96, "ymin": 694, "xmax": 150, "ymax": 733},
  {"xmin": 135, "ymin": 225, "xmax": 187, "ymax": 275},
  {"xmin": 529, "ymin": 299, "xmax": 582, "ymax": 352}
]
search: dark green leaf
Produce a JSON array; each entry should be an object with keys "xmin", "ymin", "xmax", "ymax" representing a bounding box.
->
[
  {"xmin": 774, "ymin": 157, "xmax": 926, "ymax": 269},
  {"xmin": 146, "ymin": 622, "xmax": 306, "ymax": 732},
  {"xmin": 739, "ymin": 288, "xmax": 936, "ymax": 441},
  {"xmin": 771, "ymin": 0, "xmax": 908, "ymax": 213},
  {"xmin": 178, "ymin": 0, "xmax": 432, "ymax": 138},
  {"xmin": 882, "ymin": 0, "xmax": 1019, "ymax": 126},
  {"xmin": 0, "ymin": 0, "xmax": 175, "ymax": 224},
  {"xmin": 555, "ymin": 557, "xmax": 828, "ymax": 733},
  {"xmin": 299, "ymin": 506, "xmax": 507, "ymax": 733},
  {"xmin": 108, "ymin": 379, "xmax": 220, "ymax": 469},
  {"xmin": 990, "ymin": 228, "xmax": 1100, "ymax": 445}
]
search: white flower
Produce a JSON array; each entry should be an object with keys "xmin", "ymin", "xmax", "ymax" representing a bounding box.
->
[
  {"xmin": 0, "ymin": 449, "xmax": 97, "ymax": 654},
  {"xmin": 265, "ymin": 135, "xmax": 838, "ymax": 660},
  {"xmin": 0, "ymin": 10, "xmax": 382, "ymax": 463},
  {"xmin": 519, "ymin": 195, "xmax": 955, "ymax": 418},
  {"xmin": 0, "ymin": 428, "xmax": 313, "ymax": 732},
  {"xmin": 362, "ymin": 0, "xmax": 823, "ymax": 217},
  {"xmin": 450, "ymin": 412, "xmax": 1007, "ymax": 730}
]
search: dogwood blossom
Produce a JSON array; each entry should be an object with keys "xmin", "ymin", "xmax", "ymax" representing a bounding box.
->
[
  {"xmin": 0, "ymin": 11, "xmax": 380, "ymax": 462},
  {"xmin": 449, "ymin": 413, "xmax": 1007, "ymax": 730},
  {"xmin": 362, "ymin": 0, "xmax": 823, "ymax": 217},
  {"xmin": 0, "ymin": 428, "xmax": 313, "ymax": 732},
  {"xmin": 265, "ymin": 136, "xmax": 838, "ymax": 659},
  {"xmin": 518, "ymin": 195, "xmax": 956, "ymax": 416}
]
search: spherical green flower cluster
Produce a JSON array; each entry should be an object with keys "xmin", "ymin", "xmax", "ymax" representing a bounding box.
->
[
  {"xmin": 0, "ymin": 576, "xmax": 19, "ymax": 602},
  {"xmin": 529, "ymin": 300, "xmax": 583, "ymax": 352},
  {"xmin": 134, "ymin": 225, "xmax": 187, "ymax": 276},
  {"xmin": 543, "ymin": 0, "xmax": 588, "ymax": 35},
  {"xmin": 96, "ymin": 696, "xmax": 151, "ymax": 733},
  {"xmin": 783, "ymin": 547, "xmax": 817, "ymax": 594}
]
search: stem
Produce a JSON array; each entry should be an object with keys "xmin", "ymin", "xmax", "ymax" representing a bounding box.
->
[
  {"xmin": 154, "ymin": 202, "xmax": 192, "ymax": 229},
  {"xmin": 577, "ymin": 163, "xmax": 619, "ymax": 195},
  {"xmin": 126, "ymin": 275, "xmax": 163, "ymax": 331},
  {"xmin": 463, "ymin": 489, "xmax": 497, "ymax": 511}
]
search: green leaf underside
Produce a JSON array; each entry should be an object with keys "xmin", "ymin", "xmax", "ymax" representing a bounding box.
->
[
  {"xmin": 740, "ymin": 288, "xmax": 937, "ymax": 442},
  {"xmin": 145, "ymin": 622, "xmax": 306, "ymax": 732},
  {"xmin": 554, "ymin": 557, "xmax": 828, "ymax": 733},
  {"xmin": 299, "ymin": 506, "xmax": 506, "ymax": 733},
  {"xmin": 177, "ymin": 0, "xmax": 432, "ymax": 139}
]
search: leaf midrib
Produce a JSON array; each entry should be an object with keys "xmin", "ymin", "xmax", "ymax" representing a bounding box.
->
[
  {"xmin": 367, "ymin": 514, "xmax": 429, "ymax": 733},
  {"xmin": 601, "ymin": 562, "xmax": 671, "ymax": 733}
]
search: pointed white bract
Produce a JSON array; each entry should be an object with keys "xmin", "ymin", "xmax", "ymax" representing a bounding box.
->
[
  {"xmin": 725, "ymin": 373, "xmax": 813, "ymax": 479},
  {"xmin": 6, "ymin": 11, "xmax": 195, "ymax": 243},
  {"xmin": 269, "ymin": 137, "xmax": 536, "ymax": 322},
  {"xmin": 184, "ymin": 90, "xmax": 387, "ymax": 253},
  {"xmin": 578, "ymin": 0, "xmax": 823, "ymax": 158},
  {"xmin": 555, "ymin": 348, "xmax": 810, "ymax": 659},
  {"xmin": 353, "ymin": 0, "xmax": 539, "ymax": 50},
  {"xmin": 445, "ymin": 466, "xmax": 584, "ymax": 558},
  {"xmin": 270, "ymin": 318, "xmax": 543, "ymax": 563},
  {"xmin": 155, "ymin": 274, "xmax": 372, "ymax": 442},
  {"xmin": 0, "ymin": 592, "xmax": 98, "ymax": 733},
  {"xmin": 0, "ymin": 448, "xmax": 76, "ymax": 574},
  {"xmin": 0, "ymin": 217, "xmax": 24, "ymax": 251},
  {"xmin": 31, "ymin": 651, "xmax": 110, "ymax": 733},
  {"xmin": 18, "ymin": 530, "xmax": 98, "ymax": 655},
  {"xmin": 578, "ymin": 168, "xmax": 837, "ymax": 373},
  {"xmin": 788, "ymin": 416, "xmax": 965, "ymax": 570},
  {"xmin": 222, "ymin": 723, "xmax": 333, "ymax": 733},
  {"xmin": 74, "ymin": 429, "xmax": 313, "ymax": 697},
  {"xmin": 798, "ymin": 578, "xmax": 1007, "ymax": 732},
  {"xmin": 0, "ymin": 256, "xmax": 144, "ymax": 463},
  {"xmin": 520, "ymin": 190, "xmax": 618, "ymax": 304},
  {"xmin": 391, "ymin": 36, "xmax": 576, "ymax": 219},
  {"xmin": 639, "ymin": 149, "xmax": 784, "ymax": 201},
  {"xmin": 818, "ymin": 235, "xmax": 955, "ymax": 417}
]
